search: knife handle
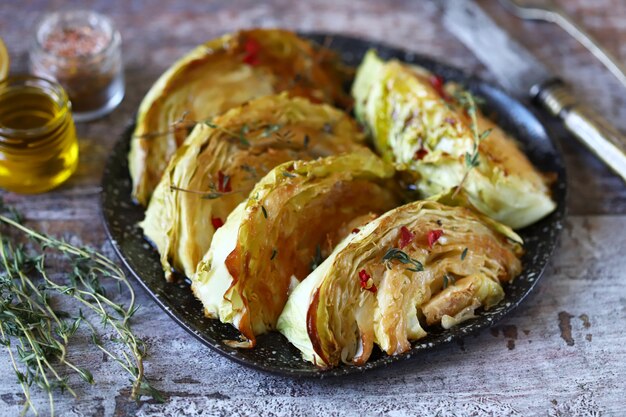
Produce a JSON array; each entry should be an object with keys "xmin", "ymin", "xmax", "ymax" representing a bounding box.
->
[{"xmin": 535, "ymin": 81, "xmax": 626, "ymax": 182}]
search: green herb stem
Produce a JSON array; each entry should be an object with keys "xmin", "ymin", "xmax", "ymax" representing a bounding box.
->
[
  {"xmin": 451, "ymin": 91, "xmax": 492, "ymax": 199},
  {"xmin": 0, "ymin": 207, "xmax": 162, "ymax": 416}
]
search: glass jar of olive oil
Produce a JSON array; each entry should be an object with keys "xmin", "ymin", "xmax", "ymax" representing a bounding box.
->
[{"xmin": 0, "ymin": 76, "xmax": 78, "ymax": 193}]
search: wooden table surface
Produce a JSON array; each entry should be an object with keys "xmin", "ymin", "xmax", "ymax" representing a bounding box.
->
[{"xmin": 1, "ymin": 0, "xmax": 626, "ymax": 416}]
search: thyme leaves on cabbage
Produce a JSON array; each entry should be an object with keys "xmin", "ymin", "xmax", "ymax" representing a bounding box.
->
[
  {"xmin": 442, "ymin": 273, "xmax": 456, "ymax": 289},
  {"xmin": 275, "ymin": 130, "xmax": 295, "ymax": 144},
  {"xmin": 241, "ymin": 164, "xmax": 258, "ymax": 178},
  {"xmin": 261, "ymin": 123, "xmax": 282, "ymax": 138},
  {"xmin": 131, "ymin": 111, "xmax": 194, "ymax": 140},
  {"xmin": 169, "ymin": 185, "xmax": 236, "ymax": 200},
  {"xmin": 130, "ymin": 109, "xmax": 251, "ymax": 147},
  {"xmin": 0, "ymin": 202, "xmax": 163, "ymax": 416},
  {"xmin": 452, "ymin": 91, "xmax": 492, "ymax": 198},
  {"xmin": 169, "ymin": 170, "xmax": 237, "ymax": 200},
  {"xmin": 132, "ymin": 112, "xmax": 293, "ymax": 150},
  {"xmin": 382, "ymin": 248, "xmax": 424, "ymax": 272}
]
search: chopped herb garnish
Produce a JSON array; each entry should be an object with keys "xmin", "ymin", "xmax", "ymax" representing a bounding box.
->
[
  {"xmin": 282, "ymin": 171, "xmax": 296, "ymax": 178},
  {"xmin": 303, "ymin": 134, "xmax": 310, "ymax": 148},
  {"xmin": 261, "ymin": 123, "xmax": 282, "ymax": 138},
  {"xmin": 382, "ymin": 248, "xmax": 424, "ymax": 272},
  {"xmin": 442, "ymin": 273, "xmax": 456, "ymax": 289},
  {"xmin": 270, "ymin": 249, "xmax": 278, "ymax": 260},
  {"xmin": 461, "ymin": 247, "xmax": 468, "ymax": 261},
  {"xmin": 261, "ymin": 205, "xmax": 268, "ymax": 219}
]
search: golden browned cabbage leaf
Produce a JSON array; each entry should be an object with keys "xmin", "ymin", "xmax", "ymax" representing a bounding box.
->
[
  {"xmin": 192, "ymin": 151, "xmax": 401, "ymax": 347},
  {"xmin": 277, "ymin": 200, "xmax": 522, "ymax": 368},
  {"xmin": 130, "ymin": 28, "xmax": 352, "ymax": 205},
  {"xmin": 352, "ymin": 50, "xmax": 556, "ymax": 229},
  {"xmin": 140, "ymin": 93, "xmax": 366, "ymax": 281}
]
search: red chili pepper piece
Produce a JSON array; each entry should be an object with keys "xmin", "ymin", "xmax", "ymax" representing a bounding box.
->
[
  {"xmin": 352, "ymin": 228, "xmax": 360, "ymax": 234},
  {"xmin": 358, "ymin": 269, "xmax": 377, "ymax": 293},
  {"xmin": 413, "ymin": 147, "xmax": 428, "ymax": 161},
  {"xmin": 211, "ymin": 217, "xmax": 224, "ymax": 230},
  {"xmin": 217, "ymin": 170, "xmax": 232, "ymax": 193},
  {"xmin": 242, "ymin": 38, "xmax": 261, "ymax": 66},
  {"xmin": 427, "ymin": 229, "xmax": 444, "ymax": 249},
  {"xmin": 399, "ymin": 226, "xmax": 415, "ymax": 249},
  {"xmin": 413, "ymin": 137, "xmax": 429, "ymax": 161},
  {"xmin": 429, "ymin": 74, "xmax": 450, "ymax": 101}
]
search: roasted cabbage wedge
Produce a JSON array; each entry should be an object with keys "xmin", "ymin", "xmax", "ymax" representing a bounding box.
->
[
  {"xmin": 277, "ymin": 200, "xmax": 522, "ymax": 368},
  {"xmin": 130, "ymin": 28, "xmax": 352, "ymax": 205},
  {"xmin": 352, "ymin": 50, "xmax": 556, "ymax": 229},
  {"xmin": 141, "ymin": 93, "xmax": 366, "ymax": 281},
  {"xmin": 192, "ymin": 151, "xmax": 401, "ymax": 347}
]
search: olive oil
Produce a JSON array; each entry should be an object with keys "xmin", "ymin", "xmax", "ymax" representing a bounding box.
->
[{"xmin": 0, "ymin": 76, "xmax": 78, "ymax": 193}]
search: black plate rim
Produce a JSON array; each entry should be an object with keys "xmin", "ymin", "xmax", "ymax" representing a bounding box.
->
[{"xmin": 100, "ymin": 31, "xmax": 568, "ymax": 378}]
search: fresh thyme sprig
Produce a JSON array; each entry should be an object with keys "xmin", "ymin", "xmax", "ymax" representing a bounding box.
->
[
  {"xmin": 131, "ymin": 111, "xmax": 195, "ymax": 140},
  {"xmin": 133, "ymin": 112, "xmax": 306, "ymax": 152},
  {"xmin": 452, "ymin": 91, "xmax": 492, "ymax": 198},
  {"xmin": 382, "ymin": 248, "xmax": 424, "ymax": 272},
  {"xmin": 132, "ymin": 110, "xmax": 252, "ymax": 147},
  {"xmin": 169, "ymin": 185, "xmax": 242, "ymax": 200},
  {"xmin": 0, "ymin": 203, "xmax": 162, "ymax": 416}
]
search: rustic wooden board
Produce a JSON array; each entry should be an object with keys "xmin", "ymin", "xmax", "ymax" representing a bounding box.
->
[{"xmin": 0, "ymin": 0, "xmax": 625, "ymax": 416}]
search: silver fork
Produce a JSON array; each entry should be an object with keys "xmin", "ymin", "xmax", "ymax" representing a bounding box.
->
[{"xmin": 499, "ymin": 0, "xmax": 626, "ymax": 90}]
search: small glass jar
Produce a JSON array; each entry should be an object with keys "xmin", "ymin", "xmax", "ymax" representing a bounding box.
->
[
  {"xmin": 0, "ymin": 76, "xmax": 78, "ymax": 194},
  {"xmin": 30, "ymin": 10, "xmax": 124, "ymax": 122},
  {"xmin": 0, "ymin": 37, "xmax": 8, "ymax": 81}
]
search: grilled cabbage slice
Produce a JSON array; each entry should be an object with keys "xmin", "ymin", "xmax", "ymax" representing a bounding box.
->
[
  {"xmin": 352, "ymin": 50, "xmax": 556, "ymax": 229},
  {"xmin": 141, "ymin": 94, "xmax": 366, "ymax": 281},
  {"xmin": 130, "ymin": 28, "xmax": 352, "ymax": 205},
  {"xmin": 192, "ymin": 151, "xmax": 401, "ymax": 346},
  {"xmin": 277, "ymin": 200, "xmax": 522, "ymax": 368}
]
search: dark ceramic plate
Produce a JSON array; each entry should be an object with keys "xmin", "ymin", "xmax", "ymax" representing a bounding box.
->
[{"xmin": 101, "ymin": 33, "xmax": 567, "ymax": 377}]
